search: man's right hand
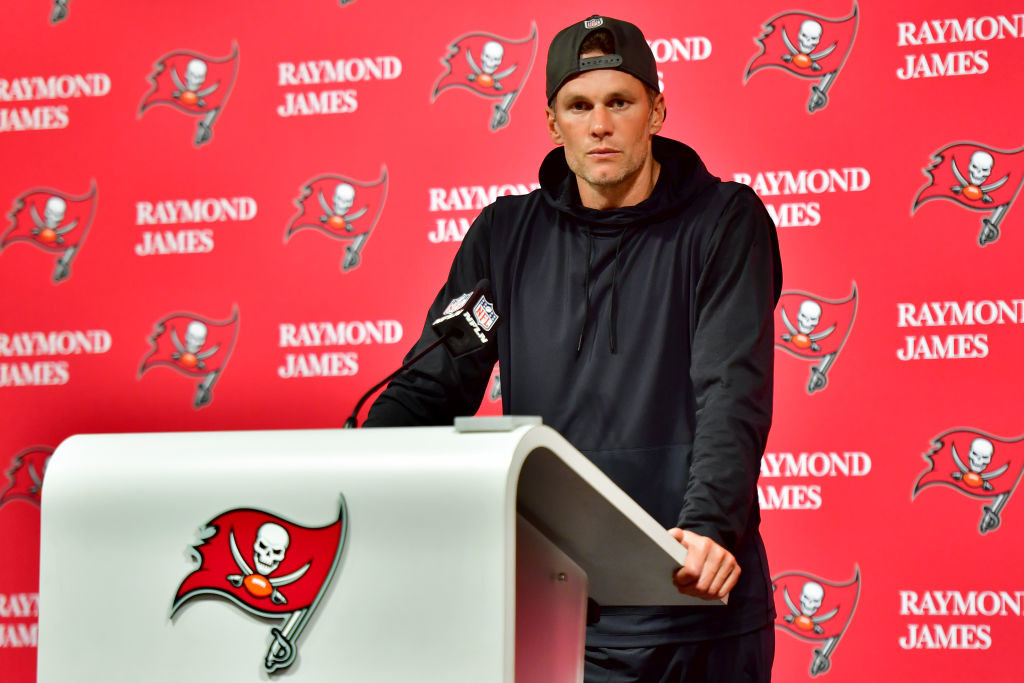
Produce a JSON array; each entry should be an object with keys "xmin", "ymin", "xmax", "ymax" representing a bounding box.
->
[{"xmin": 668, "ymin": 528, "xmax": 741, "ymax": 601}]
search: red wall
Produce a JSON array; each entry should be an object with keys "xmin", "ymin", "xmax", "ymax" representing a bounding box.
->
[{"xmin": 2, "ymin": 1, "xmax": 1023, "ymax": 680}]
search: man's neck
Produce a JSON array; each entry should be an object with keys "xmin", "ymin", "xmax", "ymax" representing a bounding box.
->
[{"xmin": 577, "ymin": 158, "xmax": 662, "ymax": 210}]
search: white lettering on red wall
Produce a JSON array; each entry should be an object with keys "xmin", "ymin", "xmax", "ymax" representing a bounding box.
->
[
  {"xmin": 898, "ymin": 589, "xmax": 1024, "ymax": 649},
  {"xmin": 276, "ymin": 57, "xmax": 403, "ymax": 117},
  {"xmin": 133, "ymin": 196, "xmax": 258, "ymax": 256},
  {"xmin": 0, "ymin": 593, "xmax": 39, "ymax": 649},
  {"xmin": 896, "ymin": 299, "xmax": 1024, "ymax": 360},
  {"xmin": 0, "ymin": 330, "xmax": 112, "ymax": 387},
  {"xmin": 427, "ymin": 182, "xmax": 539, "ymax": 243},
  {"xmin": 759, "ymin": 450, "xmax": 873, "ymax": 510},
  {"xmin": 0, "ymin": 73, "xmax": 112, "ymax": 133},
  {"xmin": 277, "ymin": 320, "xmax": 403, "ymax": 378},
  {"xmin": 732, "ymin": 167, "xmax": 871, "ymax": 228},
  {"xmin": 896, "ymin": 14, "xmax": 1023, "ymax": 79}
]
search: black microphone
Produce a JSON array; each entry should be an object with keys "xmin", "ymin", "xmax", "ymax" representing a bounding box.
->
[{"xmin": 343, "ymin": 280, "xmax": 500, "ymax": 428}]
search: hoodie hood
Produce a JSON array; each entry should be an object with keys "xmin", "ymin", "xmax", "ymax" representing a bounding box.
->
[{"xmin": 538, "ymin": 135, "xmax": 719, "ymax": 228}]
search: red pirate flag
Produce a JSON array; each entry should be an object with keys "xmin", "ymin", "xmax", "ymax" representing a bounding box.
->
[
  {"xmin": 139, "ymin": 44, "xmax": 239, "ymax": 145},
  {"xmin": 431, "ymin": 24, "xmax": 537, "ymax": 130},
  {"xmin": 773, "ymin": 568, "xmax": 860, "ymax": 676},
  {"xmin": 915, "ymin": 430, "xmax": 1024, "ymax": 500},
  {"xmin": 0, "ymin": 446, "xmax": 53, "ymax": 509},
  {"xmin": 745, "ymin": 4, "xmax": 858, "ymax": 113},
  {"xmin": 171, "ymin": 503, "xmax": 346, "ymax": 673},
  {"xmin": 914, "ymin": 429, "xmax": 1024, "ymax": 534},
  {"xmin": 912, "ymin": 143, "xmax": 1024, "ymax": 246},
  {"xmin": 2, "ymin": 182, "xmax": 97, "ymax": 282},
  {"xmin": 773, "ymin": 568, "xmax": 860, "ymax": 641},
  {"xmin": 775, "ymin": 285, "xmax": 857, "ymax": 394},
  {"xmin": 286, "ymin": 169, "xmax": 388, "ymax": 272},
  {"xmin": 138, "ymin": 308, "xmax": 239, "ymax": 408}
]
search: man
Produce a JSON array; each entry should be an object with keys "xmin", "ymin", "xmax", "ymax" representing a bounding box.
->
[{"xmin": 365, "ymin": 15, "xmax": 781, "ymax": 682}]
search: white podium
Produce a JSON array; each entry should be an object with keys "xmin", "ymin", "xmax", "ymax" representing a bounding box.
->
[{"xmin": 38, "ymin": 420, "xmax": 713, "ymax": 682}]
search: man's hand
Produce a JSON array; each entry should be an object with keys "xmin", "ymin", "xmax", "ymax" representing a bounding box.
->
[{"xmin": 668, "ymin": 528, "xmax": 740, "ymax": 600}]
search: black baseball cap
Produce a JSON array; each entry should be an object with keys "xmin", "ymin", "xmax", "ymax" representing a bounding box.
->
[{"xmin": 545, "ymin": 15, "xmax": 659, "ymax": 103}]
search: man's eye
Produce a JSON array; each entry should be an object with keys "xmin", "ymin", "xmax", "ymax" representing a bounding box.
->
[
  {"xmin": 611, "ymin": 99, "xmax": 627, "ymax": 108},
  {"xmin": 570, "ymin": 102, "xmax": 587, "ymax": 111}
]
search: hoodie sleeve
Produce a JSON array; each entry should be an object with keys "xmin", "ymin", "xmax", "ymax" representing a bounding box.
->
[
  {"xmin": 362, "ymin": 205, "xmax": 498, "ymax": 427},
  {"xmin": 677, "ymin": 186, "xmax": 782, "ymax": 550}
]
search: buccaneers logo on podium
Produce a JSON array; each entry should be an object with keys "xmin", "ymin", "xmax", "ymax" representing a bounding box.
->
[
  {"xmin": 773, "ymin": 567, "xmax": 860, "ymax": 677},
  {"xmin": 774, "ymin": 284, "xmax": 857, "ymax": 394},
  {"xmin": 171, "ymin": 502, "xmax": 346, "ymax": 673},
  {"xmin": 914, "ymin": 429, "xmax": 1024, "ymax": 534},
  {"xmin": 912, "ymin": 142, "xmax": 1024, "ymax": 246},
  {"xmin": 286, "ymin": 168, "xmax": 388, "ymax": 272},
  {"xmin": 745, "ymin": 3, "xmax": 858, "ymax": 113},
  {"xmin": 431, "ymin": 24, "xmax": 538, "ymax": 131},
  {"xmin": 2, "ymin": 181, "xmax": 97, "ymax": 283},
  {"xmin": 0, "ymin": 446, "xmax": 53, "ymax": 510},
  {"xmin": 139, "ymin": 44, "xmax": 239, "ymax": 146},
  {"xmin": 138, "ymin": 308, "xmax": 239, "ymax": 408}
]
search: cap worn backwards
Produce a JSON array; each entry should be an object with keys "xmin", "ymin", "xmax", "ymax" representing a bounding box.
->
[{"xmin": 545, "ymin": 15, "xmax": 660, "ymax": 103}]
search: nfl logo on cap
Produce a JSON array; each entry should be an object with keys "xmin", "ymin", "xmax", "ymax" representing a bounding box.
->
[{"xmin": 584, "ymin": 16, "xmax": 603, "ymax": 29}]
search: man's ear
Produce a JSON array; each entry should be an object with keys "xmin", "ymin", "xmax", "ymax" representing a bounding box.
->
[
  {"xmin": 546, "ymin": 105, "xmax": 563, "ymax": 145},
  {"xmin": 649, "ymin": 93, "xmax": 666, "ymax": 135}
]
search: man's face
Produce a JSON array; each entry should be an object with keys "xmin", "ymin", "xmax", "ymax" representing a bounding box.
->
[{"xmin": 546, "ymin": 63, "xmax": 664, "ymax": 194}]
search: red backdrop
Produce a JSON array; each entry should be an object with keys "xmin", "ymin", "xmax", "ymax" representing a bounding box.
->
[{"xmin": 2, "ymin": 1, "xmax": 1023, "ymax": 680}]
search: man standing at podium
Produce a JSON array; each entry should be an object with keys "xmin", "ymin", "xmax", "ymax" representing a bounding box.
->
[{"xmin": 365, "ymin": 15, "xmax": 780, "ymax": 683}]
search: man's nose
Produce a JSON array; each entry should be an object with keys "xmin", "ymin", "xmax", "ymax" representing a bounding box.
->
[{"xmin": 589, "ymin": 106, "xmax": 612, "ymax": 137}]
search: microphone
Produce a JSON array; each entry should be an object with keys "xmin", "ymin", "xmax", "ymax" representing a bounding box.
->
[{"xmin": 343, "ymin": 280, "xmax": 500, "ymax": 428}]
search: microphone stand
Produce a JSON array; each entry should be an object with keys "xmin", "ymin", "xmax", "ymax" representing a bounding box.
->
[{"xmin": 343, "ymin": 336, "xmax": 446, "ymax": 429}]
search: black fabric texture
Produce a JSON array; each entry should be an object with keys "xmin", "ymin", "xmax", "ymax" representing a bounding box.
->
[{"xmin": 364, "ymin": 135, "xmax": 782, "ymax": 644}]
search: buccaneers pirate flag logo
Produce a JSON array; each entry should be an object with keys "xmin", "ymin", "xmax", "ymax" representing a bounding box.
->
[
  {"xmin": 775, "ymin": 284, "xmax": 857, "ymax": 394},
  {"xmin": 773, "ymin": 567, "xmax": 861, "ymax": 677},
  {"xmin": 431, "ymin": 24, "xmax": 538, "ymax": 131},
  {"xmin": 286, "ymin": 168, "xmax": 388, "ymax": 272},
  {"xmin": 0, "ymin": 446, "xmax": 52, "ymax": 509},
  {"xmin": 745, "ymin": 3, "xmax": 858, "ymax": 113},
  {"xmin": 138, "ymin": 308, "xmax": 239, "ymax": 408},
  {"xmin": 914, "ymin": 429, "xmax": 1024, "ymax": 534},
  {"xmin": 912, "ymin": 142, "xmax": 1024, "ymax": 246},
  {"xmin": 171, "ymin": 502, "xmax": 346, "ymax": 673},
  {"xmin": 2, "ymin": 181, "xmax": 97, "ymax": 283},
  {"xmin": 139, "ymin": 44, "xmax": 239, "ymax": 146}
]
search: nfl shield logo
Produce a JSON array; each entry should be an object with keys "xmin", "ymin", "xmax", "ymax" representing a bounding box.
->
[
  {"xmin": 585, "ymin": 17, "xmax": 603, "ymax": 29},
  {"xmin": 472, "ymin": 296, "xmax": 499, "ymax": 331}
]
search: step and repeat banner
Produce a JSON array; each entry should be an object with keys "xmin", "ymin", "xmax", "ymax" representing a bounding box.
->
[{"xmin": 2, "ymin": 1, "xmax": 1022, "ymax": 680}]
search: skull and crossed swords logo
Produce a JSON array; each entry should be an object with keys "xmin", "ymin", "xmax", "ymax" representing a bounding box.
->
[
  {"xmin": 782, "ymin": 580, "xmax": 838, "ymax": 635},
  {"xmin": 465, "ymin": 41, "xmax": 518, "ymax": 91},
  {"xmin": 227, "ymin": 522, "xmax": 311, "ymax": 605},
  {"xmin": 779, "ymin": 20, "xmax": 837, "ymax": 71},
  {"xmin": 949, "ymin": 151, "xmax": 1008, "ymax": 204},
  {"xmin": 779, "ymin": 300, "xmax": 835, "ymax": 353},
  {"xmin": 950, "ymin": 437, "xmax": 1008, "ymax": 493},
  {"xmin": 29, "ymin": 196, "xmax": 78, "ymax": 246},
  {"xmin": 170, "ymin": 320, "xmax": 220, "ymax": 371},
  {"xmin": 169, "ymin": 58, "xmax": 220, "ymax": 109},
  {"xmin": 317, "ymin": 182, "xmax": 368, "ymax": 233}
]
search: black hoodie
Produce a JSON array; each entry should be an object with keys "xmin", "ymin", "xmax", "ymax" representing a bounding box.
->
[{"xmin": 365, "ymin": 135, "xmax": 782, "ymax": 644}]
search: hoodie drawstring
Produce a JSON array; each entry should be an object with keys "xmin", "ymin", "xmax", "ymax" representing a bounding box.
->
[
  {"xmin": 609, "ymin": 230, "xmax": 624, "ymax": 354},
  {"xmin": 576, "ymin": 228, "xmax": 593, "ymax": 355},
  {"xmin": 577, "ymin": 228, "xmax": 625, "ymax": 356}
]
